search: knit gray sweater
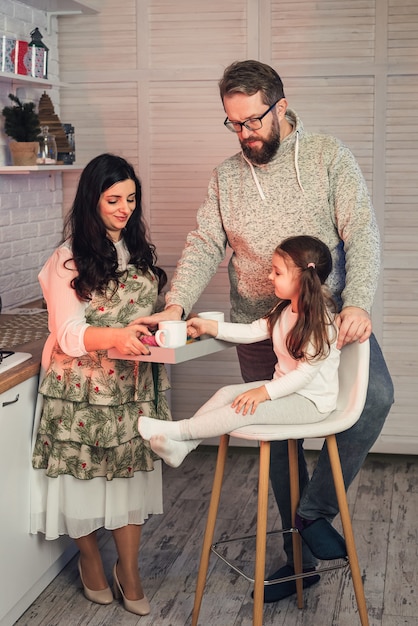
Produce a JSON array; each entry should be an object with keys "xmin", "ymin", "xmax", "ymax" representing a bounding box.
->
[{"xmin": 166, "ymin": 109, "xmax": 380, "ymax": 322}]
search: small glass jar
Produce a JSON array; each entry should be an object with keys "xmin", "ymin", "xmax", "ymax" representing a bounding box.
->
[{"xmin": 37, "ymin": 126, "xmax": 57, "ymax": 164}]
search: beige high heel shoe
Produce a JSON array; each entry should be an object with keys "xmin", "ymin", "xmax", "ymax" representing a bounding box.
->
[
  {"xmin": 113, "ymin": 562, "xmax": 150, "ymax": 615},
  {"xmin": 78, "ymin": 559, "xmax": 113, "ymax": 605}
]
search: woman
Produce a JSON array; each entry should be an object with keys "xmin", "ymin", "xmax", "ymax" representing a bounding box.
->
[{"xmin": 31, "ymin": 153, "xmax": 171, "ymax": 616}]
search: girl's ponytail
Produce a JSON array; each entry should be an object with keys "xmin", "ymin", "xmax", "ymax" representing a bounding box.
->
[{"xmin": 266, "ymin": 235, "xmax": 337, "ymax": 361}]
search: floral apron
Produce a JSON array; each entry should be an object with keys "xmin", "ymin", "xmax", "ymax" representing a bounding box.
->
[{"xmin": 32, "ymin": 266, "xmax": 171, "ymax": 480}]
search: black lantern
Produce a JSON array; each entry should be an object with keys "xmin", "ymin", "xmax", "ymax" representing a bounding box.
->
[{"xmin": 28, "ymin": 27, "xmax": 48, "ymax": 79}]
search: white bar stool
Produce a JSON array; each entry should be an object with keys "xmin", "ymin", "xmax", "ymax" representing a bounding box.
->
[{"xmin": 191, "ymin": 339, "xmax": 370, "ymax": 626}]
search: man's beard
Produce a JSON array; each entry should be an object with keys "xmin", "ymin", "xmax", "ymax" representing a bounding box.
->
[{"xmin": 240, "ymin": 120, "xmax": 281, "ymax": 165}]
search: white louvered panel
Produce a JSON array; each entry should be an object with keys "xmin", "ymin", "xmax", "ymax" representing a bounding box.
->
[
  {"xmin": 271, "ymin": 0, "xmax": 375, "ymax": 64},
  {"xmin": 381, "ymin": 410, "xmax": 418, "ymax": 438},
  {"xmin": 61, "ymin": 171, "xmax": 83, "ymax": 219},
  {"xmin": 279, "ymin": 76, "xmax": 374, "ymax": 188},
  {"xmin": 383, "ymin": 268, "xmax": 418, "ymax": 441},
  {"xmin": 380, "ymin": 73, "xmax": 418, "ymax": 446},
  {"xmin": 388, "ymin": 0, "xmax": 418, "ymax": 64},
  {"xmin": 58, "ymin": 0, "xmax": 137, "ymax": 73},
  {"xmin": 384, "ymin": 345, "xmax": 418, "ymax": 366},
  {"xmin": 384, "ymin": 276, "xmax": 418, "ymax": 313},
  {"xmin": 59, "ymin": 83, "xmax": 139, "ymax": 168},
  {"xmin": 385, "ymin": 76, "xmax": 418, "ymax": 260},
  {"xmin": 148, "ymin": 0, "xmax": 247, "ymax": 67},
  {"xmin": 148, "ymin": 80, "xmax": 237, "ymax": 258},
  {"xmin": 159, "ymin": 261, "xmax": 233, "ymax": 323},
  {"xmin": 380, "ymin": 402, "xmax": 418, "ymax": 437}
]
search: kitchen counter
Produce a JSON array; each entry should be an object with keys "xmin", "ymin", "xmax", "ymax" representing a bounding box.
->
[
  {"xmin": 0, "ymin": 308, "xmax": 48, "ymax": 394},
  {"xmin": 0, "ymin": 338, "xmax": 44, "ymax": 394}
]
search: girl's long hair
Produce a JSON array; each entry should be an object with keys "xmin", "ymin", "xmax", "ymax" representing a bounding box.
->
[
  {"xmin": 63, "ymin": 153, "xmax": 167, "ymax": 300},
  {"xmin": 266, "ymin": 235, "xmax": 337, "ymax": 361}
]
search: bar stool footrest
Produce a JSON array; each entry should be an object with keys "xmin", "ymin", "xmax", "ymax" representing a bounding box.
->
[{"xmin": 211, "ymin": 528, "xmax": 349, "ymax": 585}]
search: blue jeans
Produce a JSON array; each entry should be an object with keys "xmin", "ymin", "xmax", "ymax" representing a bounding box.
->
[{"xmin": 236, "ymin": 333, "xmax": 394, "ymax": 568}]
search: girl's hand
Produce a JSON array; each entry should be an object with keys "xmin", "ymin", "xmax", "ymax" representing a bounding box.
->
[
  {"xmin": 231, "ymin": 386, "xmax": 270, "ymax": 415},
  {"xmin": 186, "ymin": 317, "xmax": 218, "ymax": 338}
]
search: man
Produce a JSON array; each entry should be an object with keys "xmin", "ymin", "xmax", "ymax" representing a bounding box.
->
[{"xmin": 142, "ymin": 60, "xmax": 394, "ymax": 602}]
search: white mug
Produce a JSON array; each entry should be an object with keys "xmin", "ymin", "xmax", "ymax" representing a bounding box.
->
[
  {"xmin": 155, "ymin": 320, "xmax": 187, "ymax": 348},
  {"xmin": 197, "ymin": 311, "xmax": 225, "ymax": 339},
  {"xmin": 197, "ymin": 311, "xmax": 225, "ymax": 323}
]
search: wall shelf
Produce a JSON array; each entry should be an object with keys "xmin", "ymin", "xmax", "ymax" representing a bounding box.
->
[
  {"xmin": 0, "ymin": 70, "xmax": 66, "ymax": 89},
  {"xmin": 0, "ymin": 164, "xmax": 83, "ymax": 174},
  {"xmin": 18, "ymin": 0, "xmax": 98, "ymax": 14}
]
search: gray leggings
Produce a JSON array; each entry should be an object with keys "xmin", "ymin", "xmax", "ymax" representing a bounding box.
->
[{"xmin": 181, "ymin": 381, "xmax": 329, "ymax": 441}]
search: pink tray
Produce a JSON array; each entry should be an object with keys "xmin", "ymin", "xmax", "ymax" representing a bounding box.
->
[{"xmin": 107, "ymin": 338, "xmax": 235, "ymax": 364}]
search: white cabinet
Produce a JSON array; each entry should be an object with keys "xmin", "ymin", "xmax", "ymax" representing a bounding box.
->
[{"xmin": 0, "ymin": 376, "xmax": 76, "ymax": 626}]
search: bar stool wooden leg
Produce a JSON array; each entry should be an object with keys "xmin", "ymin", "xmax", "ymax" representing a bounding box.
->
[
  {"xmin": 326, "ymin": 434, "xmax": 369, "ymax": 626},
  {"xmin": 191, "ymin": 434, "xmax": 230, "ymax": 626},
  {"xmin": 253, "ymin": 441, "xmax": 270, "ymax": 626},
  {"xmin": 288, "ymin": 439, "xmax": 304, "ymax": 608}
]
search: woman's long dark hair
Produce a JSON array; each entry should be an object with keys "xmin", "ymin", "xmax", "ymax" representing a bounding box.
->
[
  {"xmin": 266, "ymin": 235, "xmax": 337, "ymax": 361},
  {"xmin": 63, "ymin": 153, "xmax": 167, "ymax": 300}
]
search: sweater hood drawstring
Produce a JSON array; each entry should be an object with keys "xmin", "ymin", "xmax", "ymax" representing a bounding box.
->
[
  {"xmin": 243, "ymin": 154, "xmax": 266, "ymax": 201},
  {"xmin": 294, "ymin": 130, "xmax": 305, "ymax": 194},
  {"xmin": 242, "ymin": 115, "xmax": 305, "ymax": 200}
]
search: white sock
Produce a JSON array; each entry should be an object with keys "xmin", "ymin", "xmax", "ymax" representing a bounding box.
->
[
  {"xmin": 149, "ymin": 434, "xmax": 200, "ymax": 467},
  {"xmin": 138, "ymin": 416, "xmax": 182, "ymax": 441}
]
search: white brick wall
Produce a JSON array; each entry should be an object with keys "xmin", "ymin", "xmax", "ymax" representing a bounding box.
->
[
  {"xmin": 0, "ymin": 0, "xmax": 61, "ymax": 309},
  {"xmin": 0, "ymin": 170, "xmax": 63, "ymax": 307}
]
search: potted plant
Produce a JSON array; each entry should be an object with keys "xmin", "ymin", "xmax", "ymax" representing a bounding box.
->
[{"xmin": 2, "ymin": 93, "xmax": 41, "ymax": 165}]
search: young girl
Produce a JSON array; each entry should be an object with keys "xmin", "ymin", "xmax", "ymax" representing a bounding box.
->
[{"xmin": 138, "ymin": 235, "xmax": 340, "ymax": 468}]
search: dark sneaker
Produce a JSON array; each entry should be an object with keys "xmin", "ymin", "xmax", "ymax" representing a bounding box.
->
[
  {"xmin": 295, "ymin": 514, "xmax": 347, "ymax": 560},
  {"xmin": 252, "ymin": 563, "xmax": 320, "ymax": 604}
]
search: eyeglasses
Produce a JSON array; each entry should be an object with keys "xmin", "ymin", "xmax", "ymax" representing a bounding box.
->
[{"xmin": 224, "ymin": 99, "xmax": 280, "ymax": 133}]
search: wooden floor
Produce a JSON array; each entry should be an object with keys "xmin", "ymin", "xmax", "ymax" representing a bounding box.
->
[{"xmin": 15, "ymin": 446, "xmax": 418, "ymax": 626}]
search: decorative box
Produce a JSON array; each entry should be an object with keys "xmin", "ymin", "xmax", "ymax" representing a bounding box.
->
[
  {"xmin": 12, "ymin": 39, "xmax": 29, "ymax": 75},
  {"xmin": 0, "ymin": 35, "xmax": 16, "ymax": 73}
]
